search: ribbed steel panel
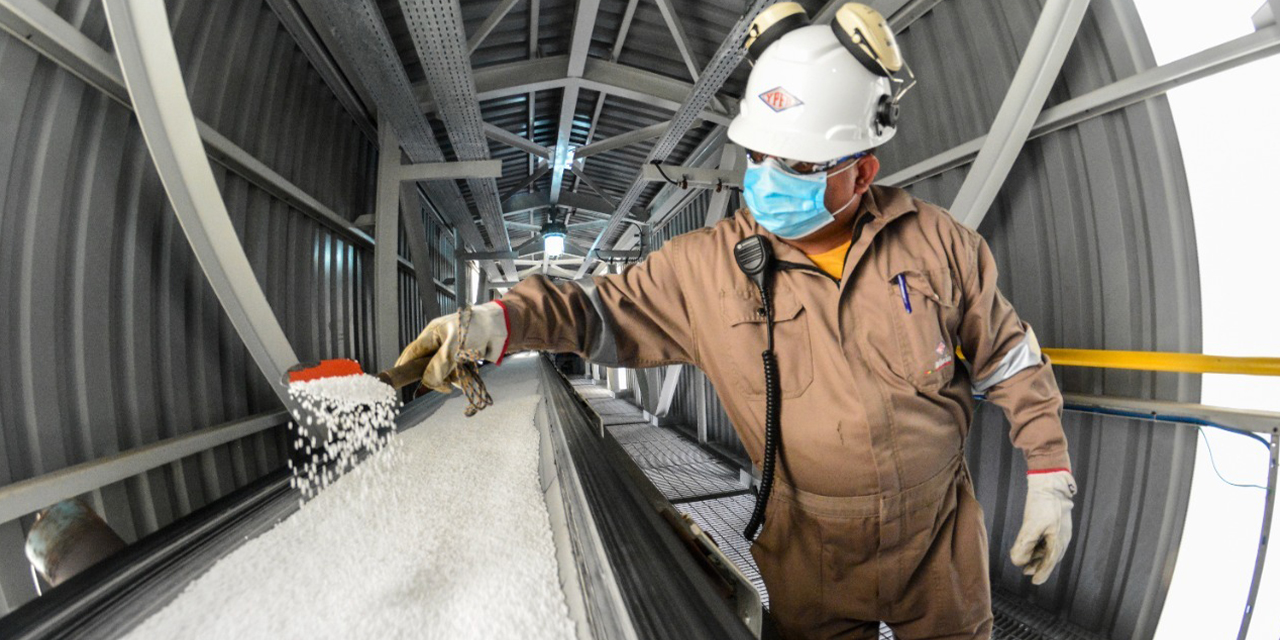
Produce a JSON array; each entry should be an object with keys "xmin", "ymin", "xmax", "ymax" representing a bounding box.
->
[
  {"xmin": 0, "ymin": 0, "xmax": 379, "ymax": 614},
  {"xmin": 878, "ymin": 2, "xmax": 1198, "ymax": 637}
]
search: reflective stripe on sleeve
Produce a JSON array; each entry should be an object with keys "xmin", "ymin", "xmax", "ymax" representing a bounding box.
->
[
  {"xmin": 972, "ymin": 327, "xmax": 1043, "ymax": 392},
  {"xmin": 571, "ymin": 277, "xmax": 621, "ymax": 365}
]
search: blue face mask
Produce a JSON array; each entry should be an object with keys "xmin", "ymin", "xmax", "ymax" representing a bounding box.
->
[{"xmin": 742, "ymin": 157, "xmax": 860, "ymax": 239}]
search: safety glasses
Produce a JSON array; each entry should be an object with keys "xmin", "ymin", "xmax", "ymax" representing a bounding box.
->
[{"xmin": 745, "ymin": 150, "xmax": 866, "ymax": 175}]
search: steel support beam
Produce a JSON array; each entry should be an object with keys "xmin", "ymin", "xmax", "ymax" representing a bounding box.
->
[
  {"xmin": 397, "ymin": 159, "xmax": 504, "ymax": 181},
  {"xmin": 504, "ymin": 190, "xmax": 648, "ymax": 220},
  {"xmin": 579, "ymin": 59, "xmax": 733, "ymax": 126},
  {"xmin": 0, "ymin": 410, "xmax": 288, "ymax": 525},
  {"xmin": 576, "ymin": 120, "xmax": 673, "ymax": 157},
  {"xmin": 705, "ymin": 143, "xmax": 743, "ymax": 227},
  {"xmin": 399, "ymin": 183, "xmax": 440, "ymax": 320},
  {"xmin": 654, "ymin": 365, "xmax": 683, "ymax": 417},
  {"xmin": 641, "ymin": 163, "xmax": 742, "ymax": 189},
  {"xmin": 460, "ymin": 250, "xmax": 520, "ymax": 261},
  {"xmin": 402, "ymin": 0, "xmax": 515, "ymax": 278},
  {"xmin": 653, "ymin": 0, "xmax": 701, "ymax": 81},
  {"xmin": 947, "ymin": 0, "xmax": 1090, "ymax": 229},
  {"xmin": 882, "ymin": 24, "xmax": 1280, "ymax": 189},
  {"xmin": 420, "ymin": 56, "xmax": 734, "ymax": 126},
  {"xmin": 466, "ymin": 0, "xmax": 521, "ymax": 54},
  {"xmin": 549, "ymin": 0, "xmax": 601, "ymax": 204},
  {"xmin": 262, "ymin": 0, "xmax": 375, "ymax": 141},
  {"xmin": 572, "ymin": 0, "xmax": 639, "ymax": 195},
  {"xmin": 310, "ymin": 0, "xmax": 494, "ymax": 282},
  {"xmin": 484, "ymin": 122, "xmax": 553, "ymax": 159},
  {"xmin": 453, "ymin": 229, "xmax": 469, "ymax": 306},
  {"xmin": 501, "ymin": 160, "xmax": 551, "ymax": 202},
  {"xmin": 103, "ymin": 0, "xmax": 302, "ymax": 408},
  {"xmin": 374, "ymin": 123, "xmax": 403, "ymax": 370},
  {"xmin": 577, "ymin": 0, "xmax": 772, "ymax": 278},
  {"xmin": 0, "ymin": 0, "xmax": 376, "ymax": 250},
  {"xmin": 887, "ymin": 0, "xmax": 947, "ymax": 31}
]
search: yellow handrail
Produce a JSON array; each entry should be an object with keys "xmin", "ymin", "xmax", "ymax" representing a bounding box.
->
[{"xmin": 1042, "ymin": 348, "xmax": 1280, "ymax": 376}]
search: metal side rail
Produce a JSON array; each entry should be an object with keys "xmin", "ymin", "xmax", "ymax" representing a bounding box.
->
[
  {"xmin": 536, "ymin": 356, "xmax": 760, "ymax": 638},
  {"xmin": 0, "ymin": 391, "xmax": 452, "ymax": 639}
]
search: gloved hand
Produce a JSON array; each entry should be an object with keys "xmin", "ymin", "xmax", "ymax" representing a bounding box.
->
[
  {"xmin": 395, "ymin": 301, "xmax": 509, "ymax": 393},
  {"xmin": 1010, "ymin": 470, "xmax": 1076, "ymax": 585}
]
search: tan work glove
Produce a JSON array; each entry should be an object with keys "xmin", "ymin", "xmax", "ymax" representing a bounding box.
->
[
  {"xmin": 395, "ymin": 301, "xmax": 510, "ymax": 393},
  {"xmin": 1010, "ymin": 470, "xmax": 1076, "ymax": 585}
]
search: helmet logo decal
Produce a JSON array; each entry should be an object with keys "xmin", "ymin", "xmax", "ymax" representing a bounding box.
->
[{"xmin": 759, "ymin": 87, "xmax": 803, "ymax": 112}]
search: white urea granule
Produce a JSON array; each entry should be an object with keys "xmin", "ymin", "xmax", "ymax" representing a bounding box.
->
[
  {"xmin": 122, "ymin": 358, "xmax": 576, "ymax": 639},
  {"xmin": 285, "ymin": 373, "xmax": 402, "ymax": 502}
]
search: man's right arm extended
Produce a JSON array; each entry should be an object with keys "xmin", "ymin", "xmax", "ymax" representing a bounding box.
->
[{"xmin": 499, "ymin": 238, "xmax": 700, "ymax": 368}]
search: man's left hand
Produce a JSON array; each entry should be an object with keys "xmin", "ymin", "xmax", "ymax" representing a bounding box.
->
[{"xmin": 1010, "ymin": 470, "xmax": 1076, "ymax": 585}]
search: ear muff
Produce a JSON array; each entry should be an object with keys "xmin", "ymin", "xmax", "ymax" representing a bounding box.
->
[
  {"xmin": 831, "ymin": 3, "xmax": 903, "ymax": 77},
  {"xmin": 744, "ymin": 2, "xmax": 810, "ymax": 62},
  {"xmin": 875, "ymin": 95, "xmax": 900, "ymax": 134}
]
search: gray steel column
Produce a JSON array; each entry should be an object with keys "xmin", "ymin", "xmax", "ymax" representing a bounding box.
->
[
  {"xmin": 949, "ymin": 0, "xmax": 1091, "ymax": 229},
  {"xmin": 454, "ymin": 229, "xmax": 469, "ymax": 307},
  {"xmin": 375, "ymin": 122, "xmax": 402, "ymax": 371},
  {"xmin": 695, "ymin": 370, "xmax": 709, "ymax": 445},
  {"xmin": 101, "ymin": 0, "xmax": 299, "ymax": 405},
  {"xmin": 400, "ymin": 183, "xmax": 440, "ymax": 321},
  {"xmin": 654, "ymin": 365, "xmax": 683, "ymax": 418}
]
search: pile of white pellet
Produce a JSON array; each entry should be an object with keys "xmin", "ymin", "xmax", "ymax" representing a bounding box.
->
[
  {"xmin": 285, "ymin": 373, "xmax": 401, "ymax": 502},
  {"xmin": 123, "ymin": 358, "xmax": 575, "ymax": 639}
]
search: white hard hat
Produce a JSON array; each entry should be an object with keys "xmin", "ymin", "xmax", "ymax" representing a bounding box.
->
[{"xmin": 728, "ymin": 5, "xmax": 908, "ymax": 163}]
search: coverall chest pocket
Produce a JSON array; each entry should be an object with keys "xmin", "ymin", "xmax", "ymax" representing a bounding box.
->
[
  {"xmin": 885, "ymin": 268, "xmax": 959, "ymax": 393},
  {"xmin": 720, "ymin": 288, "xmax": 814, "ymax": 398}
]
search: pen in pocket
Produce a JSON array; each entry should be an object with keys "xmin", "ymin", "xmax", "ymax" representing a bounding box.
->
[{"xmin": 896, "ymin": 274, "xmax": 912, "ymax": 314}]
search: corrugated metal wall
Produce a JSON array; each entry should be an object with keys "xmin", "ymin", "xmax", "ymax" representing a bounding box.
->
[
  {"xmin": 0, "ymin": 0, "xmax": 389, "ymax": 614},
  {"xmin": 637, "ymin": 1, "xmax": 1199, "ymax": 637},
  {"xmin": 885, "ymin": 2, "xmax": 1199, "ymax": 638}
]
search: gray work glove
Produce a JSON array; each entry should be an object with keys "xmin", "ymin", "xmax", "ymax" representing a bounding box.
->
[
  {"xmin": 1010, "ymin": 470, "xmax": 1076, "ymax": 585},
  {"xmin": 395, "ymin": 301, "xmax": 509, "ymax": 393}
]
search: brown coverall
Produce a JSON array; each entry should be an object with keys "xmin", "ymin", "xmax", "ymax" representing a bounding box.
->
[{"xmin": 500, "ymin": 185, "xmax": 1071, "ymax": 639}]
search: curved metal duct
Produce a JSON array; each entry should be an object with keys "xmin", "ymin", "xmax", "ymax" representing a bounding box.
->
[{"xmin": 0, "ymin": 0, "xmax": 376, "ymax": 613}]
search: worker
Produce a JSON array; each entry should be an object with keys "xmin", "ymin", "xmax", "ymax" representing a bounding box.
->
[{"xmin": 397, "ymin": 4, "xmax": 1075, "ymax": 638}]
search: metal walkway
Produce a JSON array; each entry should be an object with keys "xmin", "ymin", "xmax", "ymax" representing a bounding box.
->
[{"xmin": 566, "ymin": 377, "xmax": 1108, "ymax": 640}]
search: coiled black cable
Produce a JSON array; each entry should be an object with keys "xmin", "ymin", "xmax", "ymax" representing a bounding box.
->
[{"xmin": 743, "ymin": 287, "xmax": 781, "ymax": 541}]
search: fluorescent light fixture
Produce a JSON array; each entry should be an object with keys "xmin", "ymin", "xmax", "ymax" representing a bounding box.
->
[
  {"xmin": 544, "ymin": 232, "xmax": 565, "ymax": 257},
  {"xmin": 541, "ymin": 218, "xmax": 568, "ymax": 257}
]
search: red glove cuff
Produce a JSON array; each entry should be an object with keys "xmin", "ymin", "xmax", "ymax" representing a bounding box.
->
[{"xmin": 492, "ymin": 299, "xmax": 511, "ymax": 366}]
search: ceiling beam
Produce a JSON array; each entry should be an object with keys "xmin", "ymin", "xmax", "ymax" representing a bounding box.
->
[
  {"xmin": 466, "ymin": 0, "xmax": 522, "ymax": 54},
  {"xmin": 653, "ymin": 0, "xmax": 701, "ymax": 82},
  {"xmin": 503, "ymin": 190, "xmax": 648, "ymax": 220},
  {"xmin": 483, "ymin": 121, "xmax": 552, "ymax": 159},
  {"xmin": 549, "ymin": 0, "xmax": 602, "ymax": 205},
  {"xmin": 397, "ymin": 159, "xmax": 503, "ymax": 181},
  {"xmin": 417, "ymin": 56, "xmax": 734, "ymax": 126},
  {"xmin": 575, "ymin": 120, "xmax": 673, "ymax": 157},
  {"xmin": 641, "ymin": 163, "xmax": 742, "ymax": 188},
  {"xmin": 500, "ymin": 159, "xmax": 551, "ymax": 201}
]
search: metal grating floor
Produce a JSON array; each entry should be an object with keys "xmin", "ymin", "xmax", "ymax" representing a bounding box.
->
[
  {"xmin": 678, "ymin": 494, "xmax": 770, "ymax": 608},
  {"xmin": 564, "ymin": 378, "xmax": 1102, "ymax": 640}
]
